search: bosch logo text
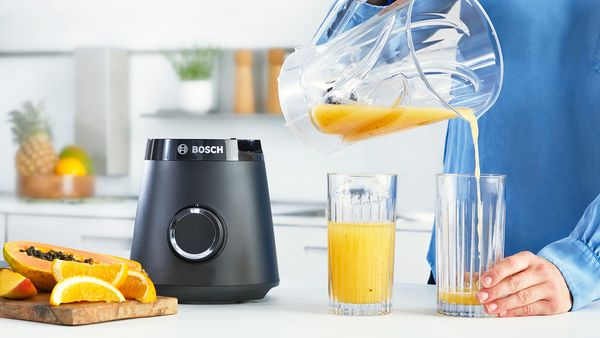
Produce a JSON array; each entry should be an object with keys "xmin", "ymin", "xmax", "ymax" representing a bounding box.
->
[{"xmin": 192, "ymin": 145, "xmax": 224, "ymax": 154}]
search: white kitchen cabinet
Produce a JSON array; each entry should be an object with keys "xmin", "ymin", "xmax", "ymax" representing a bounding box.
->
[
  {"xmin": 395, "ymin": 230, "xmax": 432, "ymax": 284},
  {"xmin": 0, "ymin": 213, "xmax": 6, "ymax": 260},
  {"xmin": 2, "ymin": 207, "xmax": 432, "ymax": 286},
  {"xmin": 274, "ymin": 226, "xmax": 328, "ymax": 288},
  {"xmin": 273, "ymin": 225, "xmax": 432, "ymax": 287},
  {"xmin": 6, "ymin": 215, "xmax": 135, "ymax": 259}
]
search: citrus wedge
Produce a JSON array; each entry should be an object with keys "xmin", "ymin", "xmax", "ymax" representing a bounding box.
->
[
  {"xmin": 50, "ymin": 276, "xmax": 125, "ymax": 306},
  {"xmin": 51, "ymin": 260, "xmax": 129, "ymax": 288},
  {"xmin": 119, "ymin": 270, "xmax": 157, "ymax": 303}
]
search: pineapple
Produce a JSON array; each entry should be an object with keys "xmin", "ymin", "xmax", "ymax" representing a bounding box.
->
[{"xmin": 9, "ymin": 101, "xmax": 58, "ymax": 176}]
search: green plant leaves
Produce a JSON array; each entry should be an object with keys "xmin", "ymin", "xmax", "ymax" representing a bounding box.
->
[{"xmin": 165, "ymin": 48, "xmax": 222, "ymax": 81}]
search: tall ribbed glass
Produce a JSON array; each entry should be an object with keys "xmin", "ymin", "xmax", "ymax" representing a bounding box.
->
[
  {"xmin": 327, "ymin": 173, "xmax": 397, "ymax": 316},
  {"xmin": 435, "ymin": 174, "xmax": 506, "ymax": 317}
]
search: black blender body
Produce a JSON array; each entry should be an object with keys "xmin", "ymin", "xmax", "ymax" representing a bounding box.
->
[{"xmin": 131, "ymin": 139, "xmax": 279, "ymax": 303}]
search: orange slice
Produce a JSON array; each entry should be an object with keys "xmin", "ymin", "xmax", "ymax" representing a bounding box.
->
[
  {"xmin": 51, "ymin": 260, "xmax": 129, "ymax": 287},
  {"xmin": 50, "ymin": 276, "xmax": 125, "ymax": 306},
  {"xmin": 119, "ymin": 270, "xmax": 157, "ymax": 303}
]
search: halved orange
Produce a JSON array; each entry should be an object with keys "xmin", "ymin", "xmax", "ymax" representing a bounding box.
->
[
  {"xmin": 119, "ymin": 270, "xmax": 156, "ymax": 303},
  {"xmin": 51, "ymin": 260, "xmax": 129, "ymax": 287},
  {"xmin": 50, "ymin": 276, "xmax": 125, "ymax": 306}
]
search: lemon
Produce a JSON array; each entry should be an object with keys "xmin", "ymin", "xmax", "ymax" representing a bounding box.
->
[
  {"xmin": 59, "ymin": 146, "xmax": 94, "ymax": 174},
  {"xmin": 55, "ymin": 157, "xmax": 87, "ymax": 176}
]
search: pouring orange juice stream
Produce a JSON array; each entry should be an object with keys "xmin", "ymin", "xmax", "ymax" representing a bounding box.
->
[{"xmin": 315, "ymin": 103, "xmax": 483, "ymax": 305}]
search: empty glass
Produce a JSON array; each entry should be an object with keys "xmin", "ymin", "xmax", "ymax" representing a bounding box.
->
[
  {"xmin": 328, "ymin": 173, "xmax": 397, "ymax": 316},
  {"xmin": 279, "ymin": 0, "xmax": 503, "ymax": 155},
  {"xmin": 435, "ymin": 173, "xmax": 505, "ymax": 317}
]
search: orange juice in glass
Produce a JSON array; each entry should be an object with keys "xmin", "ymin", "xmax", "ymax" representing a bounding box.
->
[{"xmin": 327, "ymin": 173, "xmax": 397, "ymax": 316}]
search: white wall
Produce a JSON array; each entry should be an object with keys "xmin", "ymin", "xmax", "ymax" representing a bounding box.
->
[
  {"xmin": 0, "ymin": 0, "xmax": 447, "ymax": 213},
  {"xmin": 0, "ymin": 0, "xmax": 331, "ymax": 50}
]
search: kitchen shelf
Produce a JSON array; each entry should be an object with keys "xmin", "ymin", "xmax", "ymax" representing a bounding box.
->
[
  {"xmin": 0, "ymin": 48, "xmax": 294, "ymax": 58},
  {"xmin": 140, "ymin": 110, "xmax": 284, "ymax": 119}
]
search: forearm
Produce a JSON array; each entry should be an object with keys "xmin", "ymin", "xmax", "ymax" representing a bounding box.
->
[
  {"xmin": 538, "ymin": 194, "xmax": 600, "ymax": 310},
  {"xmin": 316, "ymin": 0, "xmax": 386, "ymax": 45},
  {"xmin": 317, "ymin": 0, "xmax": 454, "ymax": 45}
]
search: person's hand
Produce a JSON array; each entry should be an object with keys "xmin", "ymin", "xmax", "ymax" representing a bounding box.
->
[{"xmin": 476, "ymin": 251, "xmax": 572, "ymax": 317}]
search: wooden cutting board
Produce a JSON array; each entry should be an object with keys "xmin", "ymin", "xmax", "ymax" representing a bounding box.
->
[{"xmin": 0, "ymin": 293, "xmax": 177, "ymax": 326}]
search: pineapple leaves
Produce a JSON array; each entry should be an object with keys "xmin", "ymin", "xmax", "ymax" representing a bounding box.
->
[{"xmin": 8, "ymin": 100, "xmax": 52, "ymax": 146}]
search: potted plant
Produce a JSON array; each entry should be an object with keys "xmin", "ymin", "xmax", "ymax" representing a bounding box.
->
[{"xmin": 166, "ymin": 47, "xmax": 221, "ymax": 114}]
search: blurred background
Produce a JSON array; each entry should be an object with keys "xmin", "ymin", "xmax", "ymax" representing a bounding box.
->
[
  {"xmin": 0, "ymin": 0, "xmax": 448, "ymax": 285},
  {"xmin": 0, "ymin": 0, "xmax": 446, "ymax": 211}
]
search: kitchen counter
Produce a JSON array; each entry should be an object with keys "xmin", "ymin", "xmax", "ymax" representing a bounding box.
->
[
  {"xmin": 0, "ymin": 194, "xmax": 433, "ymax": 232},
  {"xmin": 0, "ymin": 194, "xmax": 320, "ymax": 219},
  {"xmin": 0, "ymin": 195, "xmax": 139, "ymax": 219},
  {"xmin": 0, "ymin": 194, "xmax": 435, "ymax": 284},
  {"xmin": 1, "ymin": 284, "xmax": 597, "ymax": 338}
]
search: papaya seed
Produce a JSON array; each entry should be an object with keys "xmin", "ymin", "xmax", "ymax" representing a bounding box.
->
[{"xmin": 20, "ymin": 246, "xmax": 93, "ymax": 264}]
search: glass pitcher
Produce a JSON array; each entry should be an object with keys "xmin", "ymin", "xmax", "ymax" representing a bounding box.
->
[{"xmin": 278, "ymin": 0, "xmax": 503, "ymax": 155}]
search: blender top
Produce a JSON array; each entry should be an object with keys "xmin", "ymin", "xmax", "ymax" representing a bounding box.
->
[{"xmin": 144, "ymin": 138, "xmax": 264, "ymax": 162}]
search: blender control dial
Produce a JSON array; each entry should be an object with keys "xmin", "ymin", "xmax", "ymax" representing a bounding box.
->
[{"xmin": 168, "ymin": 207, "xmax": 225, "ymax": 261}]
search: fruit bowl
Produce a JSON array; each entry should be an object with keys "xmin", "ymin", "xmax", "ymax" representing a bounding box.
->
[{"xmin": 17, "ymin": 175, "xmax": 95, "ymax": 199}]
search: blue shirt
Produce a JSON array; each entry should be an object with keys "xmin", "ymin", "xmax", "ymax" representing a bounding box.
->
[
  {"xmin": 426, "ymin": 0, "xmax": 600, "ymax": 311},
  {"xmin": 327, "ymin": 0, "xmax": 600, "ymax": 310}
]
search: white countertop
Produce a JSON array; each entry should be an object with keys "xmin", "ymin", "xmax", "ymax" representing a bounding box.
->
[
  {"xmin": 0, "ymin": 194, "xmax": 318, "ymax": 219},
  {"xmin": 0, "ymin": 195, "xmax": 139, "ymax": 219},
  {"xmin": 0, "ymin": 194, "xmax": 433, "ymax": 232},
  {"xmin": 1, "ymin": 284, "xmax": 597, "ymax": 338}
]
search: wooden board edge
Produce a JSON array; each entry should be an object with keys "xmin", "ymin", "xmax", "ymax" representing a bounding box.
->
[
  {"xmin": 0, "ymin": 296, "xmax": 178, "ymax": 326},
  {"xmin": 64, "ymin": 297, "xmax": 178, "ymax": 326}
]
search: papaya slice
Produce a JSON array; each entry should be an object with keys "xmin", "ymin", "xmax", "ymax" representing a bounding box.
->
[{"xmin": 3, "ymin": 241, "xmax": 142, "ymax": 291}]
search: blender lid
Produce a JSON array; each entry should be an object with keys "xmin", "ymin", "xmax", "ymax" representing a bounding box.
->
[{"xmin": 145, "ymin": 138, "xmax": 263, "ymax": 161}]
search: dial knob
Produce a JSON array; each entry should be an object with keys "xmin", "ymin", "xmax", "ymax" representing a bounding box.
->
[{"xmin": 168, "ymin": 207, "xmax": 225, "ymax": 261}]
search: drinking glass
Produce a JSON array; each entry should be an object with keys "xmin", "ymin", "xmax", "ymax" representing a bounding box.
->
[
  {"xmin": 327, "ymin": 173, "xmax": 397, "ymax": 316},
  {"xmin": 435, "ymin": 173, "xmax": 505, "ymax": 317}
]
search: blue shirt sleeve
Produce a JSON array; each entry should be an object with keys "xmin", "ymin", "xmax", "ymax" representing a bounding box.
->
[
  {"xmin": 317, "ymin": 1, "xmax": 456, "ymax": 47},
  {"xmin": 316, "ymin": 2, "xmax": 386, "ymax": 45},
  {"xmin": 538, "ymin": 194, "xmax": 600, "ymax": 310}
]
